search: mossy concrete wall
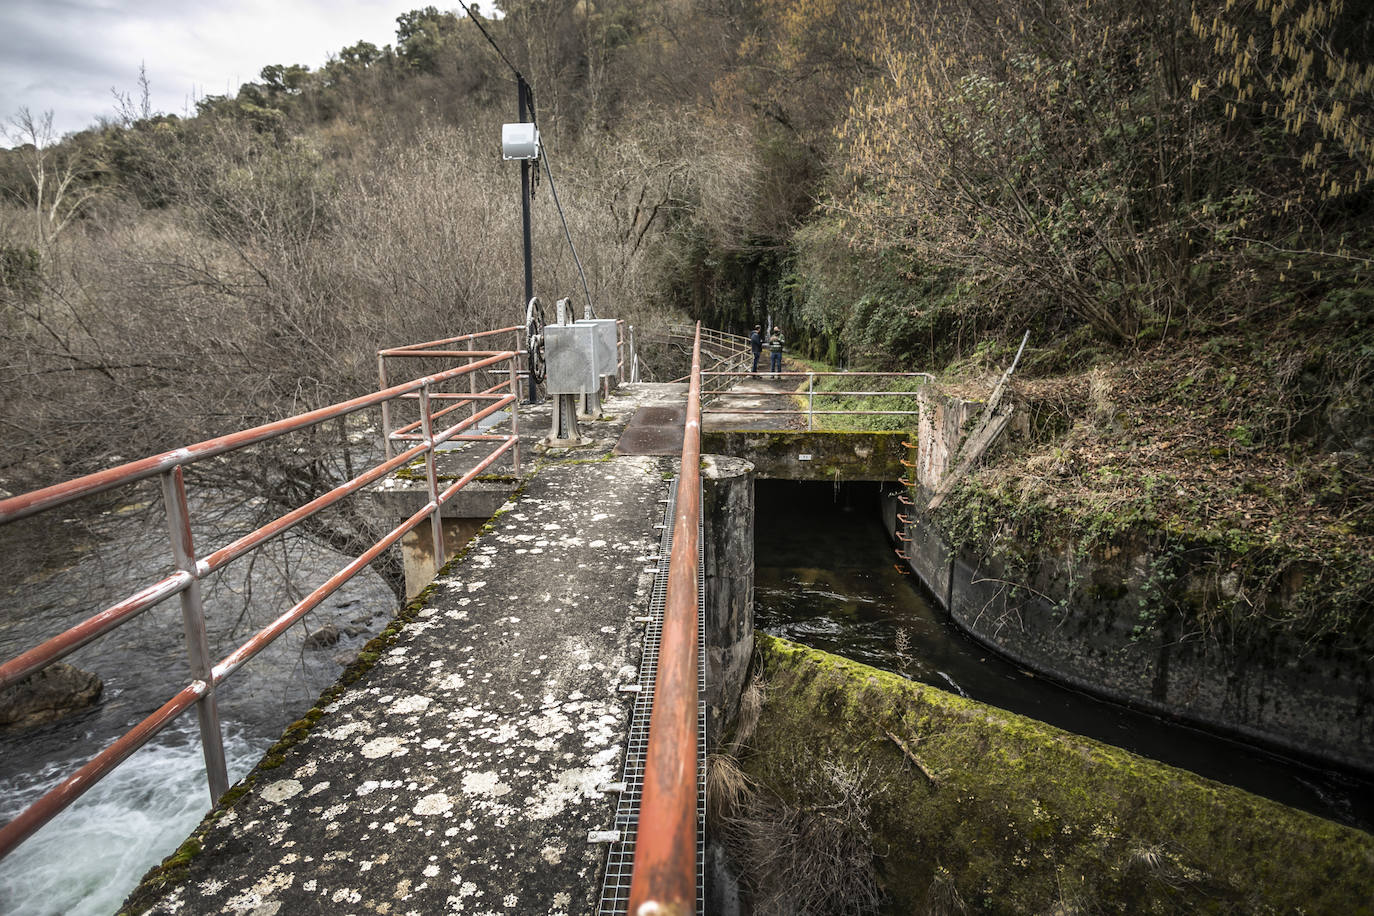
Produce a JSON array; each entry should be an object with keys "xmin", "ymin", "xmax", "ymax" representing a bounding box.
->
[
  {"xmin": 897, "ymin": 498, "xmax": 1374, "ymax": 772},
  {"xmin": 701, "ymin": 430, "xmax": 906, "ymax": 481},
  {"xmin": 896, "ymin": 384, "xmax": 1374, "ymax": 772},
  {"xmin": 738, "ymin": 635, "xmax": 1374, "ymax": 914}
]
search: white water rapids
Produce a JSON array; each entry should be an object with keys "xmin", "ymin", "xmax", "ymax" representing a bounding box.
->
[
  {"xmin": 0, "ymin": 488, "xmax": 397, "ymax": 914},
  {"xmin": 0, "ymin": 727, "xmax": 260, "ymax": 916}
]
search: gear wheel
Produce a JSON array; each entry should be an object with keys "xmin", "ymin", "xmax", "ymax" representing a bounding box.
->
[{"xmin": 525, "ymin": 297, "xmax": 547, "ymax": 384}]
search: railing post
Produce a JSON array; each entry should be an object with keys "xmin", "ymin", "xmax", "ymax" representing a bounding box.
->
[
  {"xmin": 468, "ymin": 333, "xmax": 480, "ymax": 424},
  {"xmin": 378, "ymin": 352, "xmax": 394, "ymax": 462},
  {"xmin": 508, "ymin": 353, "xmax": 522, "ymax": 476},
  {"xmin": 161, "ymin": 467, "xmax": 229, "ymax": 803},
  {"xmin": 418, "ymin": 384, "xmax": 446, "ymax": 568},
  {"xmin": 628, "ymin": 325, "xmax": 637, "ymax": 382},
  {"xmin": 808, "ymin": 371, "xmax": 815, "ymax": 431},
  {"xmin": 617, "ymin": 320, "xmax": 625, "ymax": 383}
]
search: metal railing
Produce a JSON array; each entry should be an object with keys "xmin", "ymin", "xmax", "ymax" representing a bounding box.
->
[
  {"xmin": 0, "ymin": 343, "xmax": 523, "ymax": 862},
  {"xmin": 668, "ymin": 324, "xmax": 748, "ymax": 360},
  {"xmin": 628, "ymin": 323, "xmax": 702, "ymax": 915},
  {"xmin": 668, "ymin": 325, "xmax": 750, "ymax": 385},
  {"xmin": 701, "ymin": 370, "xmax": 933, "ymax": 430},
  {"xmin": 377, "ymin": 326, "xmax": 524, "ymax": 460}
]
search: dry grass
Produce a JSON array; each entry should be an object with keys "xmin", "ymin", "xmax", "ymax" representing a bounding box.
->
[
  {"xmin": 718, "ymin": 758, "xmax": 885, "ymax": 916},
  {"xmin": 726, "ymin": 674, "xmax": 765, "ymax": 755}
]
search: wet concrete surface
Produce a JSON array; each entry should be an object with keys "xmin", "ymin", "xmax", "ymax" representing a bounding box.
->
[
  {"xmin": 612, "ymin": 400, "xmax": 687, "ymax": 456},
  {"xmin": 125, "ymin": 386, "xmax": 682, "ymax": 915}
]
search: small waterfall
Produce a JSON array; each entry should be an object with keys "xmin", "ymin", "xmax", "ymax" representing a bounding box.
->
[{"xmin": 0, "ymin": 726, "xmax": 259, "ymax": 916}]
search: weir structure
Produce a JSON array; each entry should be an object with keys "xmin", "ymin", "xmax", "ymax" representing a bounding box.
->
[{"xmin": 0, "ymin": 319, "xmax": 936, "ymax": 912}]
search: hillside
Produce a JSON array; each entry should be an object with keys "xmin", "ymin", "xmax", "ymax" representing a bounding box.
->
[{"xmin": 2, "ymin": 0, "xmax": 1370, "ymax": 647}]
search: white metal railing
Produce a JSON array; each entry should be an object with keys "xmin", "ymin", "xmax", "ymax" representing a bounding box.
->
[{"xmin": 701, "ymin": 370, "xmax": 933, "ymax": 431}]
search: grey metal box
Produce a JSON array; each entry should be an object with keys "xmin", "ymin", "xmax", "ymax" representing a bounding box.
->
[
  {"xmin": 544, "ymin": 323, "xmax": 599, "ymax": 394},
  {"xmin": 577, "ymin": 319, "xmax": 619, "ymax": 377}
]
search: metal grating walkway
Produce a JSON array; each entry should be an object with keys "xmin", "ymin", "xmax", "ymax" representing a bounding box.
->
[{"xmin": 596, "ymin": 479, "xmax": 707, "ymax": 915}]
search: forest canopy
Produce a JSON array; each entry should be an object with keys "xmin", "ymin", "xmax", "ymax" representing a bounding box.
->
[{"xmin": 2, "ymin": 0, "xmax": 1370, "ymax": 643}]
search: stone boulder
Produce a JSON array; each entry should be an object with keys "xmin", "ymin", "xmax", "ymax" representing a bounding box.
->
[
  {"xmin": 303, "ymin": 624, "xmax": 340, "ymax": 650},
  {"xmin": 0, "ymin": 663, "xmax": 103, "ymax": 729}
]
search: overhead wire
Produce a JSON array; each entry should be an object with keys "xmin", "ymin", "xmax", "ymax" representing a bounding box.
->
[
  {"xmin": 534, "ymin": 127, "xmax": 596, "ymax": 318},
  {"xmin": 455, "ymin": 0, "xmax": 597, "ymax": 317},
  {"xmin": 455, "ymin": 0, "xmax": 524, "ymax": 83}
]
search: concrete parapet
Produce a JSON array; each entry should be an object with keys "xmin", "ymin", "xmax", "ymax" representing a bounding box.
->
[
  {"xmin": 734, "ymin": 635, "xmax": 1374, "ymax": 913},
  {"xmin": 914, "ymin": 386, "xmax": 978, "ymax": 492},
  {"xmin": 702, "ymin": 455, "xmax": 755, "ymax": 749},
  {"xmin": 700, "ymin": 430, "xmax": 906, "ymax": 481}
]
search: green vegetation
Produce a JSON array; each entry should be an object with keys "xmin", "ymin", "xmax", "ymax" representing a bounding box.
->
[
  {"xmin": 721, "ymin": 635, "xmax": 1374, "ymax": 914},
  {"xmin": 791, "ymin": 373, "xmax": 928, "ymax": 432}
]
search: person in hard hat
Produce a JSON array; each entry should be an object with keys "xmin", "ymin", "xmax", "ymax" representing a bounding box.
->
[
  {"xmin": 768, "ymin": 327, "xmax": 784, "ymax": 377},
  {"xmin": 749, "ymin": 325, "xmax": 763, "ymax": 374}
]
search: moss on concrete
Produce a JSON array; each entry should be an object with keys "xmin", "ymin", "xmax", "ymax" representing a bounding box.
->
[
  {"xmin": 701, "ymin": 430, "xmax": 906, "ymax": 480},
  {"xmin": 740, "ymin": 635, "xmax": 1374, "ymax": 915}
]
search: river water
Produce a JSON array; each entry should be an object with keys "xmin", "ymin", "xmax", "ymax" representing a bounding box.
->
[
  {"xmin": 753, "ymin": 480, "xmax": 1374, "ymax": 833},
  {"xmin": 0, "ymin": 487, "xmax": 397, "ymax": 915}
]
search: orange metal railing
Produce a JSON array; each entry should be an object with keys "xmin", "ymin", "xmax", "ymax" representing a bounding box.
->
[
  {"xmin": 628, "ymin": 322, "xmax": 702, "ymax": 915},
  {"xmin": 0, "ymin": 342, "xmax": 523, "ymax": 862}
]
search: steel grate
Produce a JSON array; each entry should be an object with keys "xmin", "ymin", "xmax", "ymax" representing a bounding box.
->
[{"xmin": 597, "ymin": 478, "xmax": 707, "ymax": 915}]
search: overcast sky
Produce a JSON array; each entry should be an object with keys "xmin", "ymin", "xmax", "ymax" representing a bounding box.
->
[{"xmin": 0, "ymin": 1, "xmax": 437, "ymax": 142}]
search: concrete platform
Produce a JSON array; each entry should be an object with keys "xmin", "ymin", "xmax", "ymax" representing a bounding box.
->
[
  {"xmin": 123, "ymin": 386, "xmax": 682, "ymax": 915},
  {"xmin": 701, "ymin": 372, "xmax": 804, "ymax": 432}
]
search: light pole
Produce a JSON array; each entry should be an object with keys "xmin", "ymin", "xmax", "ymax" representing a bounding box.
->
[{"xmin": 502, "ymin": 79, "xmax": 541, "ymax": 402}]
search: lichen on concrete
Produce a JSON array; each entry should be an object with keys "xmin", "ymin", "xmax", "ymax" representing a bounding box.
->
[{"xmin": 121, "ymin": 388, "xmax": 680, "ymax": 916}]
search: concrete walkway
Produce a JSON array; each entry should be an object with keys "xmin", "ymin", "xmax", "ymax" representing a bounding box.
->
[
  {"xmin": 124, "ymin": 386, "xmax": 681, "ymax": 916},
  {"xmin": 702, "ymin": 367, "xmax": 805, "ymax": 432}
]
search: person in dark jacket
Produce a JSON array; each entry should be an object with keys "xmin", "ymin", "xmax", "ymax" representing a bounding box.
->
[
  {"xmin": 748, "ymin": 325, "xmax": 763, "ymax": 373},
  {"xmin": 768, "ymin": 327, "xmax": 784, "ymax": 376}
]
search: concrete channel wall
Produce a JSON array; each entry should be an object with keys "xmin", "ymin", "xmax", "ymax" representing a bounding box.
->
[
  {"xmin": 892, "ymin": 388, "xmax": 1374, "ymax": 773},
  {"xmin": 733, "ymin": 636, "xmax": 1374, "ymax": 914}
]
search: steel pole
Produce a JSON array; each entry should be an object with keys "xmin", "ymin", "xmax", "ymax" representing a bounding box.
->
[
  {"xmin": 419, "ymin": 384, "xmax": 446, "ymax": 569},
  {"xmin": 519, "ymin": 78, "xmax": 534, "ymax": 309},
  {"xmin": 161, "ymin": 467, "xmax": 229, "ymax": 803}
]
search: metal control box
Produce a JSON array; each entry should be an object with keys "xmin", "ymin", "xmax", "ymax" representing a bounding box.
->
[
  {"xmin": 544, "ymin": 323, "xmax": 599, "ymax": 394},
  {"xmin": 577, "ymin": 319, "xmax": 619, "ymax": 378}
]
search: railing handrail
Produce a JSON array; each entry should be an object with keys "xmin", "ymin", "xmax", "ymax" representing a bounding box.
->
[
  {"xmin": 629, "ymin": 322, "xmax": 702, "ymax": 915},
  {"xmin": 702, "ymin": 369, "xmax": 934, "ymax": 378},
  {"xmin": 377, "ymin": 325, "xmax": 524, "ymax": 356},
  {"xmin": 0, "ymin": 351, "xmax": 512, "ymax": 527},
  {"xmin": 0, "ymin": 339, "xmax": 524, "ymax": 862},
  {"xmin": 699, "ymin": 367, "xmax": 933, "ymax": 431}
]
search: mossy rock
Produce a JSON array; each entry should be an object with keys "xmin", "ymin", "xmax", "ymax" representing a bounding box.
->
[{"xmin": 737, "ymin": 635, "xmax": 1374, "ymax": 915}]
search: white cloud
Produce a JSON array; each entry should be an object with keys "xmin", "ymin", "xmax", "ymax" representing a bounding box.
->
[{"xmin": 0, "ymin": 0, "xmax": 428, "ymax": 140}]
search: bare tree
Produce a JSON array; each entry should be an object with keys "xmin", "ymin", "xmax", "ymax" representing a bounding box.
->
[{"xmin": 3, "ymin": 109, "xmax": 99, "ymax": 245}]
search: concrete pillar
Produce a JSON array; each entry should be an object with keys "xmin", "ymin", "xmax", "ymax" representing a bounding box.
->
[
  {"xmin": 400, "ymin": 517, "xmax": 485, "ymax": 600},
  {"xmin": 702, "ymin": 454, "xmax": 755, "ymax": 750}
]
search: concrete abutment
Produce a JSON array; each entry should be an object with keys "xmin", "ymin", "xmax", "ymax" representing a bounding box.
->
[{"xmin": 702, "ymin": 455, "xmax": 755, "ymax": 749}]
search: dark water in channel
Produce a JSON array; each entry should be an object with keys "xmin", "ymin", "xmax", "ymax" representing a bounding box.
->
[{"xmin": 753, "ymin": 480, "xmax": 1374, "ymax": 833}]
